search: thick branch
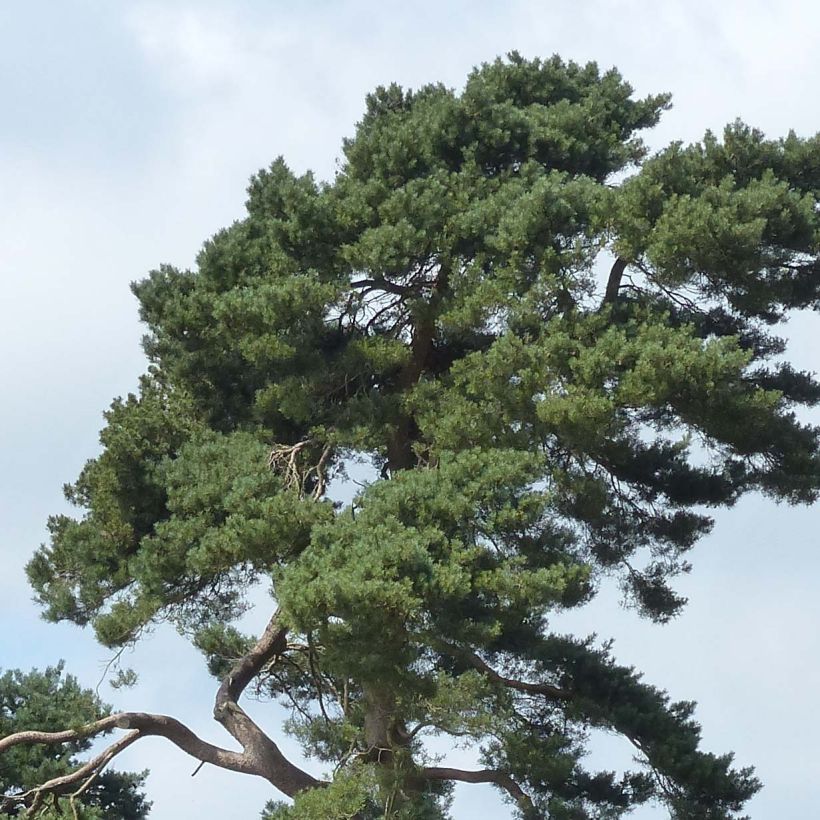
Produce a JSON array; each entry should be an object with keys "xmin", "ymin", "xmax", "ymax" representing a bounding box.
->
[
  {"xmin": 421, "ymin": 767, "xmax": 535, "ymax": 813},
  {"xmin": 603, "ymin": 257, "xmax": 628, "ymax": 305},
  {"xmin": 213, "ymin": 609, "xmax": 321, "ymax": 796},
  {"xmin": 0, "ymin": 712, "xmax": 256, "ymax": 776},
  {"xmin": 118, "ymin": 712, "xmax": 261, "ymax": 773},
  {"xmin": 219, "ymin": 610, "xmax": 288, "ymax": 703},
  {"xmin": 1, "ymin": 611, "xmax": 322, "ymax": 803}
]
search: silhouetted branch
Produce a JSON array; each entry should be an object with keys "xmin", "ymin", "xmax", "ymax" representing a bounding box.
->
[{"xmin": 603, "ymin": 257, "xmax": 628, "ymax": 305}]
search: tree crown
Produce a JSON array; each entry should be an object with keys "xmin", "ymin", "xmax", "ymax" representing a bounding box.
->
[{"xmin": 24, "ymin": 53, "xmax": 820, "ymax": 818}]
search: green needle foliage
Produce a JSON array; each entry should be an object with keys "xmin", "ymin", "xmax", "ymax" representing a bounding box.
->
[
  {"xmin": 24, "ymin": 54, "xmax": 820, "ymax": 818},
  {"xmin": 0, "ymin": 665, "xmax": 149, "ymax": 819}
]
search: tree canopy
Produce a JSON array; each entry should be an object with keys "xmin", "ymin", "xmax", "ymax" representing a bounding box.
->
[{"xmin": 6, "ymin": 53, "xmax": 820, "ymax": 818}]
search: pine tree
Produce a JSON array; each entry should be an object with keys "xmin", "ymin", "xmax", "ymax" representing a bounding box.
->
[
  {"xmin": 7, "ymin": 53, "xmax": 820, "ymax": 818},
  {"xmin": 0, "ymin": 665, "xmax": 149, "ymax": 818}
]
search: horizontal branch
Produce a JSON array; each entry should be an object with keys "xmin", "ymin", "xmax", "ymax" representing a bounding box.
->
[
  {"xmin": 119, "ymin": 712, "xmax": 261, "ymax": 773},
  {"xmin": 437, "ymin": 641, "xmax": 570, "ymax": 701},
  {"xmin": 421, "ymin": 766, "xmax": 535, "ymax": 812},
  {"xmin": 350, "ymin": 277, "xmax": 410, "ymax": 296},
  {"xmin": 0, "ymin": 712, "xmax": 257, "ymax": 776},
  {"xmin": 1, "ymin": 609, "xmax": 322, "ymax": 807},
  {"xmin": 0, "ymin": 714, "xmax": 121, "ymax": 756}
]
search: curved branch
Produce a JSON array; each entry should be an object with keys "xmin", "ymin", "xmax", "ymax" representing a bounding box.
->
[
  {"xmin": 0, "ymin": 715, "xmax": 121, "ymax": 756},
  {"xmin": 220, "ymin": 609, "xmax": 289, "ymax": 702},
  {"xmin": 0, "ymin": 712, "xmax": 257, "ymax": 775},
  {"xmin": 1, "ymin": 610, "xmax": 323, "ymax": 804},
  {"xmin": 212, "ymin": 609, "xmax": 322, "ymax": 796},
  {"xmin": 1, "ymin": 730, "xmax": 141, "ymax": 814},
  {"xmin": 421, "ymin": 767, "xmax": 535, "ymax": 813},
  {"xmin": 437, "ymin": 642, "xmax": 571, "ymax": 701},
  {"xmin": 119, "ymin": 712, "xmax": 261, "ymax": 773}
]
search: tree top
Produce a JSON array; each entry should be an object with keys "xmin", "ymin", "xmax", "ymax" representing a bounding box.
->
[{"xmin": 23, "ymin": 54, "xmax": 820, "ymax": 818}]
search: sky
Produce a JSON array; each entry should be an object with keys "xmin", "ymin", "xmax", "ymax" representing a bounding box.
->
[{"xmin": 0, "ymin": 1, "xmax": 818, "ymax": 817}]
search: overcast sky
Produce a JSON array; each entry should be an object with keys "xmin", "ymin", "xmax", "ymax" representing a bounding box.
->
[{"xmin": 1, "ymin": 2, "xmax": 818, "ymax": 818}]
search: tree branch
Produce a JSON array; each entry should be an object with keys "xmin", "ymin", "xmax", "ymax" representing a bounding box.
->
[
  {"xmin": 602, "ymin": 257, "xmax": 628, "ymax": 305},
  {"xmin": 437, "ymin": 642, "xmax": 571, "ymax": 701},
  {"xmin": 0, "ymin": 715, "xmax": 122, "ymax": 756},
  {"xmin": 350, "ymin": 277, "xmax": 410, "ymax": 296},
  {"xmin": 0, "ymin": 712, "xmax": 258, "ymax": 776},
  {"xmin": 1, "ymin": 730, "xmax": 141, "ymax": 814},
  {"xmin": 212, "ymin": 609, "xmax": 322, "ymax": 796},
  {"xmin": 420, "ymin": 767, "xmax": 535, "ymax": 813},
  {"xmin": 1, "ymin": 610, "xmax": 323, "ymax": 804}
]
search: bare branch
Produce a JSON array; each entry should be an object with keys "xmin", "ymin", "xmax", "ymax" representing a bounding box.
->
[
  {"xmin": 1, "ymin": 730, "xmax": 138, "ymax": 815},
  {"xmin": 420, "ymin": 767, "xmax": 535, "ymax": 813},
  {"xmin": 0, "ymin": 715, "xmax": 121, "ymax": 756},
  {"xmin": 2, "ymin": 730, "xmax": 141, "ymax": 815},
  {"xmin": 218, "ymin": 610, "xmax": 288, "ymax": 703},
  {"xmin": 120, "ymin": 712, "xmax": 261, "ymax": 772},
  {"xmin": 603, "ymin": 257, "xmax": 628, "ymax": 305},
  {"xmin": 1, "ymin": 611, "xmax": 323, "ymax": 803},
  {"xmin": 0, "ymin": 713, "xmax": 256, "ymax": 777},
  {"xmin": 213, "ymin": 610, "xmax": 322, "ymax": 796},
  {"xmin": 269, "ymin": 440, "xmax": 333, "ymax": 499},
  {"xmin": 436, "ymin": 642, "xmax": 571, "ymax": 701},
  {"xmin": 69, "ymin": 763, "xmax": 106, "ymax": 820}
]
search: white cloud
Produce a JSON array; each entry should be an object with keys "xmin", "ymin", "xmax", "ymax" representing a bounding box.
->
[{"xmin": 126, "ymin": 6, "xmax": 250, "ymax": 93}]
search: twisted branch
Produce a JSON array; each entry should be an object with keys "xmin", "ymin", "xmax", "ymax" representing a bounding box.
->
[{"xmin": 0, "ymin": 611, "xmax": 321, "ymax": 809}]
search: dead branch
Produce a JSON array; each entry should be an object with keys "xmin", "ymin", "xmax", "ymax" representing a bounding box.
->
[
  {"xmin": 0, "ymin": 730, "xmax": 141, "ymax": 816},
  {"xmin": 268, "ymin": 440, "xmax": 333, "ymax": 499},
  {"xmin": 0, "ymin": 713, "xmax": 255, "ymax": 776}
]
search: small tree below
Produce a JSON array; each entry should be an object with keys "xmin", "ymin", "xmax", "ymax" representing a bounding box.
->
[{"xmin": 0, "ymin": 665, "xmax": 149, "ymax": 819}]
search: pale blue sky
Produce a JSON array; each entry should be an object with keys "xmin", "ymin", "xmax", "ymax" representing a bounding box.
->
[{"xmin": 1, "ymin": 2, "xmax": 818, "ymax": 818}]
